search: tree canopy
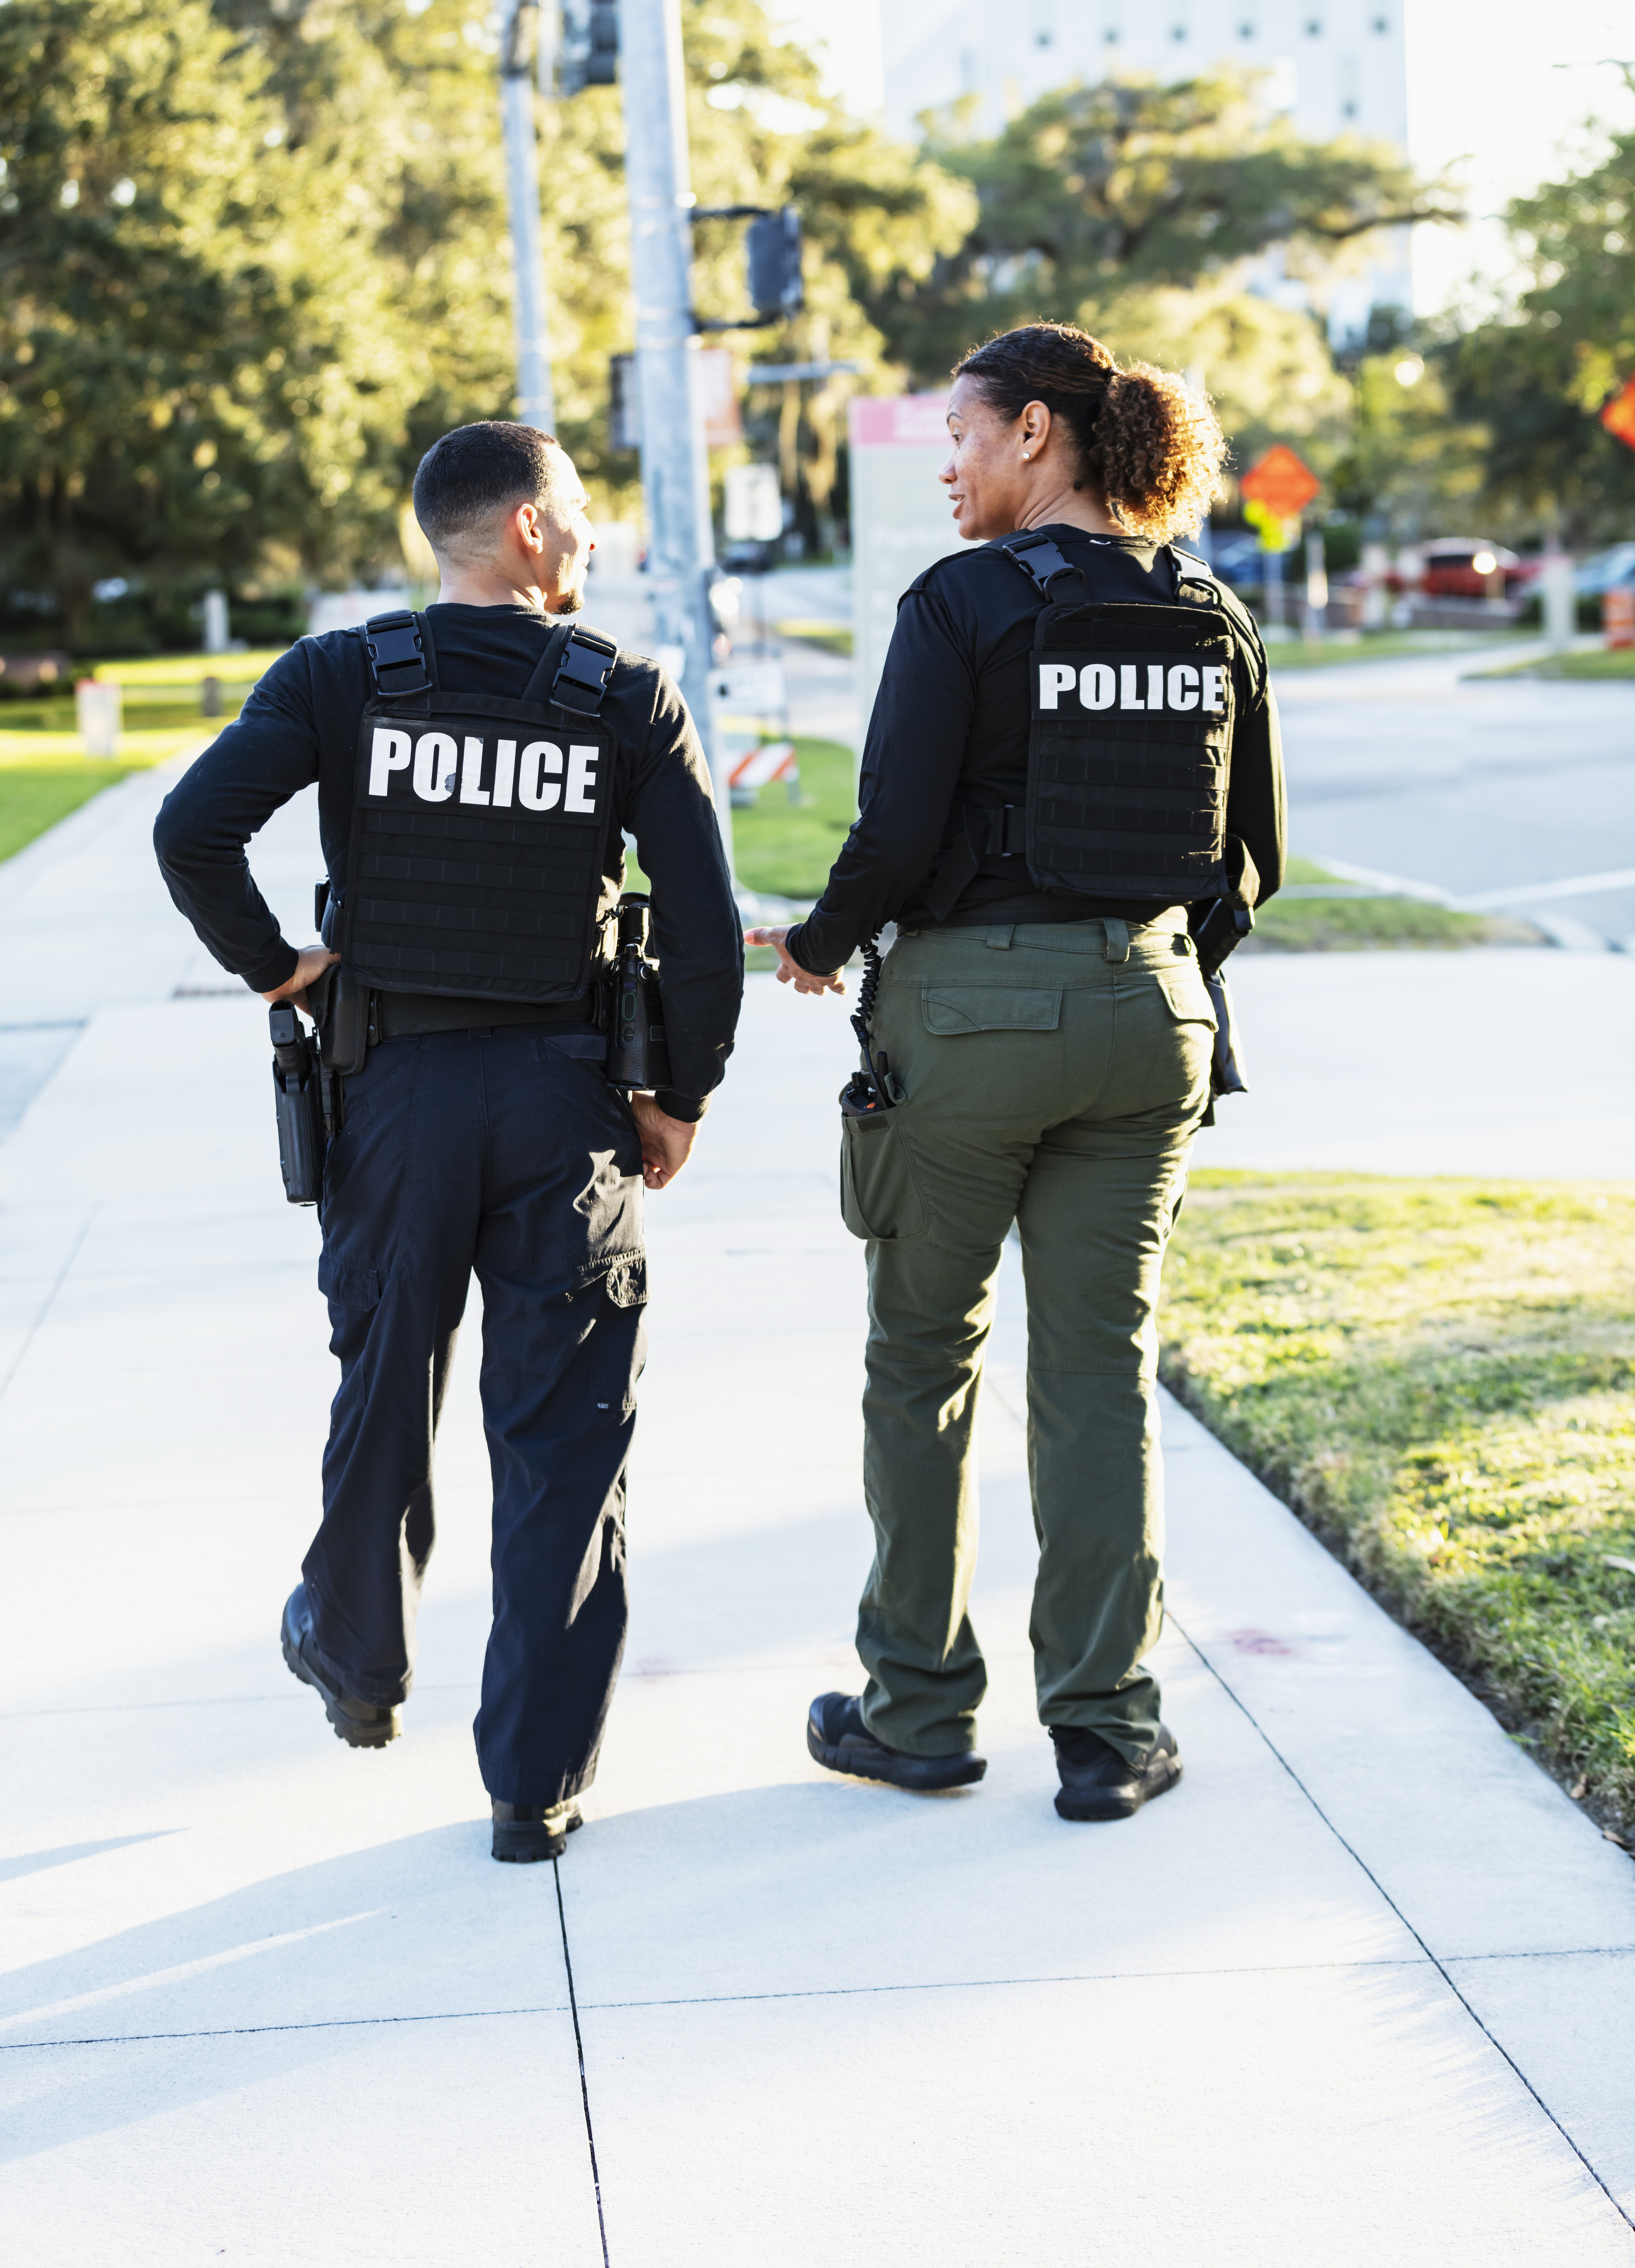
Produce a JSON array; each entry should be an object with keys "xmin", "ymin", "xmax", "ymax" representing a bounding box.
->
[
  {"xmin": 1447, "ymin": 84, "xmax": 1635, "ymax": 542},
  {"xmin": 873, "ymin": 70, "xmax": 1458, "ymax": 386},
  {"xmin": 0, "ymin": 0, "xmax": 972, "ymax": 628}
]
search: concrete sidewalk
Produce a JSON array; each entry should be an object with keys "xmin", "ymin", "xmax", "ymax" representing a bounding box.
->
[{"xmin": 2, "ymin": 779, "xmax": 1634, "ymax": 2263}]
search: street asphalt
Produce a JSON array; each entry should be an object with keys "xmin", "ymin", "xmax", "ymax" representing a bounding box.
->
[{"xmin": 1274, "ymin": 646, "xmax": 1635, "ymax": 949}]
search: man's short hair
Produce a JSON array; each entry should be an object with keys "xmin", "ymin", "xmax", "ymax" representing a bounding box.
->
[{"xmin": 411, "ymin": 421, "xmax": 568, "ymax": 551}]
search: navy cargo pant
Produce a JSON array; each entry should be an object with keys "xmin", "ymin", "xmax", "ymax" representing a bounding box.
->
[{"xmin": 301, "ymin": 1024, "xmax": 645, "ymax": 1807}]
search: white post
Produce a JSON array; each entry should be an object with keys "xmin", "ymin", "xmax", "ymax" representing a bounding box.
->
[
  {"xmin": 1303, "ymin": 529, "xmax": 1328, "ymax": 647},
  {"xmin": 1542, "ymin": 552, "xmax": 1575, "ymax": 654},
  {"xmin": 501, "ymin": 0, "xmax": 555, "ymax": 430},
  {"xmin": 202, "ymin": 589, "xmax": 228, "ymax": 653},
  {"xmin": 618, "ymin": 0, "xmax": 730, "ymax": 874}
]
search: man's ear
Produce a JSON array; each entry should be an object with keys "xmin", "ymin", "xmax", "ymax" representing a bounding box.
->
[{"xmin": 512, "ymin": 500, "xmax": 546, "ymax": 555}]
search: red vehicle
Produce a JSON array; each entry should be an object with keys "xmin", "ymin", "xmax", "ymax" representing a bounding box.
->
[{"xmin": 1413, "ymin": 539, "xmax": 1541, "ymax": 599}]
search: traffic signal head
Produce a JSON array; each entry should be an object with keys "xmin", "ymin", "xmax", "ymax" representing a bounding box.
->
[
  {"xmin": 746, "ymin": 207, "xmax": 804, "ymax": 320},
  {"xmin": 560, "ymin": 0, "xmax": 617, "ymax": 92}
]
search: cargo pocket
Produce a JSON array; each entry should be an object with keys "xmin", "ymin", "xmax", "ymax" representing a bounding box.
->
[
  {"xmin": 840, "ymin": 1112, "xmax": 925, "ymax": 1243},
  {"xmin": 922, "ymin": 986, "xmax": 1062, "ymax": 1035},
  {"xmin": 317, "ymin": 1256, "xmax": 381, "ymax": 1311},
  {"xmin": 1153, "ymin": 967, "xmax": 1218, "ymax": 1032},
  {"xmin": 603, "ymin": 1253, "xmax": 648, "ymax": 1308}
]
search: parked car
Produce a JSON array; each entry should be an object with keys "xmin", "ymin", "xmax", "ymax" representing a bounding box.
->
[
  {"xmin": 1573, "ymin": 542, "xmax": 1635, "ymax": 596},
  {"xmin": 1411, "ymin": 539, "xmax": 1540, "ymax": 599},
  {"xmin": 1207, "ymin": 533, "xmax": 1267, "ymax": 590}
]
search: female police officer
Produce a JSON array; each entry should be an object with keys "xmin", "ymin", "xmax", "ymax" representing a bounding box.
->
[{"xmin": 747, "ymin": 321, "xmax": 1283, "ymax": 1823}]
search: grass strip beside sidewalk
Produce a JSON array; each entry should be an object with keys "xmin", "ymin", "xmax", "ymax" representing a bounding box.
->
[
  {"xmin": 1162, "ymin": 1173, "xmax": 1635, "ymax": 1840},
  {"xmin": 1245, "ymin": 858, "xmax": 1541, "ymax": 952}
]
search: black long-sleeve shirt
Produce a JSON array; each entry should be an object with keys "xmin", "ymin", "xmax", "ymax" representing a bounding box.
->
[
  {"xmin": 153, "ymin": 602, "xmax": 743, "ymax": 1121},
  {"xmin": 788, "ymin": 528, "xmax": 1285, "ymax": 972}
]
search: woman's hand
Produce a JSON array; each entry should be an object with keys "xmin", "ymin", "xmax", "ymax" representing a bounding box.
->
[{"xmin": 744, "ymin": 926, "xmax": 846, "ymax": 997}]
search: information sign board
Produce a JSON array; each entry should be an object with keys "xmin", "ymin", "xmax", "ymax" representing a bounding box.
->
[{"xmin": 849, "ymin": 394, "xmax": 979, "ymax": 742}]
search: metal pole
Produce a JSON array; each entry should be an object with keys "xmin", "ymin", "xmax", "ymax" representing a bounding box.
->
[
  {"xmin": 501, "ymin": 0, "xmax": 555, "ymax": 430},
  {"xmin": 618, "ymin": 0, "xmax": 731, "ymax": 874}
]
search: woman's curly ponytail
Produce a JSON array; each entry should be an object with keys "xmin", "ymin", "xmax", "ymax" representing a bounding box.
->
[{"xmin": 954, "ymin": 322, "xmax": 1227, "ymax": 543}]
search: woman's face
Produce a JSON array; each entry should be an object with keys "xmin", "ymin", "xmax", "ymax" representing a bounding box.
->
[{"xmin": 939, "ymin": 375, "xmax": 1032, "ymax": 542}]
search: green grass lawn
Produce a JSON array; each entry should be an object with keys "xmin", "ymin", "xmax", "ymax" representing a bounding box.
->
[
  {"xmin": 730, "ymin": 735, "xmax": 856, "ymax": 903},
  {"xmin": 1264, "ymin": 629, "xmax": 1528, "ymax": 672},
  {"xmin": 1163, "ymin": 1174, "xmax": 1635, "ymax": 1839},
  {"xmin": 0, "ymin": 667, "xmax": 260, "ymax": 862},
  {"xmin": 774, "ymin": 619, "xmax": 854, "ymax": 658},
  {"xmin": 1463, "ymin": 647, "xmax": 1635, "ymax": 683},
  {"xmin": 1244, "ymin": 856, "xmax": 1540, "ymax": 953}
]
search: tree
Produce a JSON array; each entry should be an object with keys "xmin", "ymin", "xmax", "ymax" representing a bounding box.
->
[
  {"xmin": 0, "ymin": 0, "xmax": 416, "ymax": 634},
  {"xmin": 874, "ymin": 70, "xmax": 1459, "ymax": 385},
  {"xmin": 1447, "ymin": 85, "xmax": 1635, "ymax": 542},
  {"xmin": 0, "ymin": 0, "xmax": 977, "ymax": 623}
]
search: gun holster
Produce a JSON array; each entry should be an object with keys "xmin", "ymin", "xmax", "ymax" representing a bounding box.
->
[
  {"xmin": 269, "ymin": 1004, "xmax": 325, "ymax": 1206},
  {"xmin": 1189, "ymin": 835, "xmax": 1257, "ymax": 1111},
  {"xmin": 598, "ymin": 894, "xmax": 672, "ymax": 1095}
]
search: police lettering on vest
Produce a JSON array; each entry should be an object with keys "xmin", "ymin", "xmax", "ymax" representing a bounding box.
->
[
  {"xmin": 364, "ymin": 726, "xmax": 605, "ymax": 815},
  {"xmin": 336, "ymin": 611, "xmax": 619, "ymax": 1005},
  {"xmin": 1036, "ymin": 659, "xmax": 1228, "ymax": 717}
]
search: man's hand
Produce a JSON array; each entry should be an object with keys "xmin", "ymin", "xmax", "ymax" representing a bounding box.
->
[
  {"xmin": 629, "ymin": 1093, "xmax": 698, "ymax": 1191},
  {"xmin": 262, "ymin": 945, "xmax": 340, "ymax": 1015},
  {"xmin": 744, "ymin": 925, "xmax": 846, "ymax": 997}
]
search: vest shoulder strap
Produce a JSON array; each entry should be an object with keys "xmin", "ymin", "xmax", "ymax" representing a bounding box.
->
[
  {"xmin": 362, "ymin": 610, "xmax": 434, "ymax": 701},
  {"xmin": 999, "ymin": 531, "xmax": 1092, "ymax": 607},
  {"xmin": 531, "ymin": 623, "xmax": 618, "ymax": 715}
]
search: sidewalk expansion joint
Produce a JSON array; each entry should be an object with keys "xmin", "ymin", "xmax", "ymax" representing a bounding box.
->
[
  {"xmin": 554, "ymin": 1858, "xmax": 611, "ymax": 2268},
  {"xmin": 1171, "ymin": 1612, "xmax": 1635, "ymax": 2235},
  {"xmin": 0, "ymin": 2001, "xmax": 576, "ymax": 2052},
  {"xmin": 0, "ymin": 1202, "xmax": 97, "ymax": 1407}
]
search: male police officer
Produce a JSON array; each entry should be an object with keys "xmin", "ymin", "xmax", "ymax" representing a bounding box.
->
[{"xmin": 155, "ymin": 421, "xmax": 742, "ymax": 1862}]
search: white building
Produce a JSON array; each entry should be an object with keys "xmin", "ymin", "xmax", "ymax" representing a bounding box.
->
[{"xmin": 881, "ymin": 0, "xmax": 1412, "ymax": 325}]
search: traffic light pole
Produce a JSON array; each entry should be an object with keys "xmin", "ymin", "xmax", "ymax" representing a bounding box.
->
[
  {"xmin": 617, "ymin": 0, "xmax": 732, "ymax": 875},
  {"xmin": 500, "ymin": 0, "xmax": 555, "ymax": 430}
]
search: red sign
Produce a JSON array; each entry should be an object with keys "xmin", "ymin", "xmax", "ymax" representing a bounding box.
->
[
  {"xmin": 849, "ymin": 395, "xmax": 951, "ymax": 448},
  {"xmin": 1601, "ymin": 377, "xmax": 1635, "ymax": 453},
  {"xmin": 1239, "ymin": 444, "xmax": 1321, "ymax": 519}
]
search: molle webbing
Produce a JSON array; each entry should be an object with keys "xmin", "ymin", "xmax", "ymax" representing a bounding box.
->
[{"xmin": 1027, "ymin": 601, "xmax": 1233, "ymax": 899}]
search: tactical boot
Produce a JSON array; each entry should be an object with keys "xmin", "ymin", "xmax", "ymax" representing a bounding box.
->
[
  {"xmin": 492, "ymin": 1800, "xmax": 585, "ymax": 1863},
  {"xmin": 807, "ymin": 1691, "xmax": 986, "ymax": 1793},
  {"xmin": 1051, "ymin": 1724, "xmax": 1180, "ymax": 1821},
  {"xmin": 280, "ymin": 1584, "xmax": 401, "ymax": 1750}
]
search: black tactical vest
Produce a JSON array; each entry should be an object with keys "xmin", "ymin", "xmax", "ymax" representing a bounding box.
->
[
  {"xmin": 335, "ymin": 609, "xmax": 620, "ymax": 1004},
  {"xmin": 924, "ymin": 531, "xmax": 1239, "ymax": 918}
]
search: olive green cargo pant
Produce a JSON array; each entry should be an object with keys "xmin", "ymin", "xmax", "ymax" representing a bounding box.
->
[{"xmin": 839, "ymin": 914, "xmax": 1216, "ymax": 1765}]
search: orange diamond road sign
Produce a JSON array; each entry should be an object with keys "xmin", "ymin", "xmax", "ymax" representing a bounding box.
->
[
  {"xmin": 1601, "ymin": 377, "xmax": 1635, "ymax": 452},
  {"xmin": 1239, "ymin": 444, "xmax": 1322, "ymax": 520}
]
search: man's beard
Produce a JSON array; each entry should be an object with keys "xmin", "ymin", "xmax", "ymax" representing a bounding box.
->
[{"xmin": 555, "ymin": 585, "xmax": 586, "ymax": 615}]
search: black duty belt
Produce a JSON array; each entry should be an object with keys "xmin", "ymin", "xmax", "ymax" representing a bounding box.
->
[{"xmin": 372, "ymin": 989, "xmax": 599, "ymax": 1043}]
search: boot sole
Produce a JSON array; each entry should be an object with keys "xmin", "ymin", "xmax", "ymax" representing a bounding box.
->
[
  {"xmin": 1055, "ymin": 1757, "xmax": 1182, "ymax": 1822},
  {"xmin": 493, "ymin": 1807, "xmax": 585, "ymax": 1864},
  {"xmin": 807, "ymin": 1721, "xmax": 986, "ymax": 1793},
  {"xmin": 282, "ymin": 1626, "xmax": 400, "ymax": 1750}
]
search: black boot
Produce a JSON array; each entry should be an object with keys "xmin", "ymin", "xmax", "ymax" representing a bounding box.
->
[
  {"xmin": 280, "ymin": 1584, "xmax": 401, "ymax": 1750},
  {"xmin": 807, "ymin": 1692, "xmax": 986, "ymax": 1793},
  {"xmin": 1051, "ymin": 1724, "xmax": 1181, "ymax": 1821},
  {"xmin": 492, "ymin": 1800, "xmax": 585, "ymax": 1863}
]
